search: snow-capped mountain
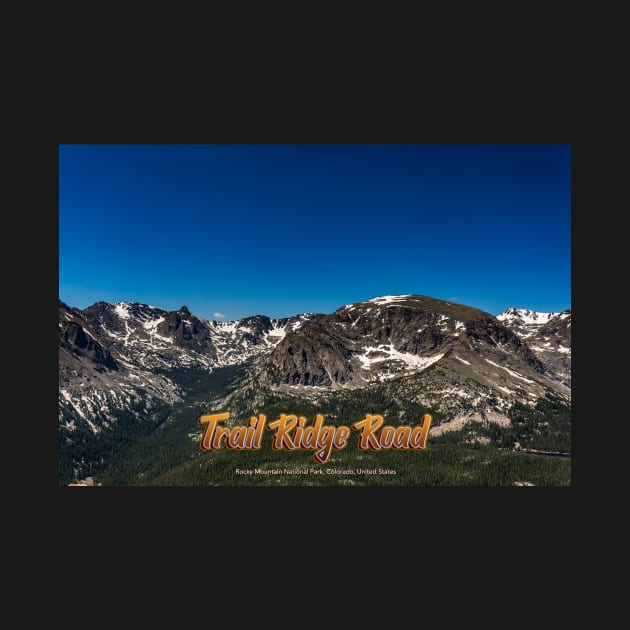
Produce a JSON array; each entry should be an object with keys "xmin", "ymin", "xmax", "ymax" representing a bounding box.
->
[
  {"xmin": 78, "ymin": 301, "xmax": 319, "ymax": 370},
  {"xmin": 59, "ymin": 300, "xmax": 321, "ymax": 432},
  {"xmin": 60, "ymin": 297, "xmax": 573, "ymax": 436},
  {"xmin": 497, "ymin": 307, "xmax": 571, "ymax": 387},
  {"xmin": 496, "ymin": 308, "xmax": 558, "ymax": 327},
  {"xmin": 231, "ymin": 295, "xmax": 571, "ymax": 434}
]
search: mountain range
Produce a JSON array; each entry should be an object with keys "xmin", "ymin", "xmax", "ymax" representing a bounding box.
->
[
  {"xmin": 59, "ymin": 295, "xmax": 571, "ymax": 484},
  {"xmin": 59, "ymin": 300, "xmax": 320, "ymax": 432}
]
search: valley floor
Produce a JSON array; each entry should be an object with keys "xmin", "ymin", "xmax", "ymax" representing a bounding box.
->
[
  {"xmin": 92, "ymin": 442, "xmax": 570, "ymax": 487},
  {"xmin": 61, "ymin": 367, "xmax": 571, "ymax": 487}
]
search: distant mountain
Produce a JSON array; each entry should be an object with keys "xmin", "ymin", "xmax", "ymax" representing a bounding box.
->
[
  {"xmin": 59, "ymin": 300, "xmax": 321, "ymax": 432},
  {"xmin": 497, "ymin": 307, "xmax": 571, "ymax": 387}
]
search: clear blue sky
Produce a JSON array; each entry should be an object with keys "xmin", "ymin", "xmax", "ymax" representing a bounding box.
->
[{"xmin": 59, "ymin": 144, "xmax": 571, "ymax": 320}]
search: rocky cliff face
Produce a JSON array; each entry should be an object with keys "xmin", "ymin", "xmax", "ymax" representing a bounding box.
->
[
  {"xmin": 59, "ymin": 301, "xmax": 180, "ymax": 432},
  {"xmin": 60, "ymin": 319, "xmax": 119, "ymax": 372},
  {"xmin": 257, "ymin": 295, "xmax": 546, "ymax": 388}
]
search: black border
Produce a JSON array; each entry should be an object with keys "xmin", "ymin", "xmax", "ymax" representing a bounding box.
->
[{"xmin": 43, "ymin": 117, "xmax": 582, "ymax": 552}]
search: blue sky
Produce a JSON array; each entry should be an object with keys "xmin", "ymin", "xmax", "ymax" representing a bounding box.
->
[{"xmin": 59, "ymin": 144, "xmax": 571, "ymax": 320}]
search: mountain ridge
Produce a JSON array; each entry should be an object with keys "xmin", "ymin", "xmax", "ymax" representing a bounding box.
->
[
  {"xmin": 226, "ymin": 294, "xmax": 570, "ymax": 432},
  {"xmin": 59, "ymin": 299, "xmax": 322, "ymax": 432},
  {"xmin": 59, "ymin": 294, "xmax": 571, "ymax": 482}
]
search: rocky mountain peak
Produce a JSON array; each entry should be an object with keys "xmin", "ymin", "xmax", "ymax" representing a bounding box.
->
[
  {"xmin": 252, "ymin": 294, "xmax": 551, "ymax": 394},
  {"xmin": 497, "ymin": 308, "xmax": 558, "ymax": 326},
  {"xmin": 495, "ymin": 308, "xmax": 571, "ymax": 389},
  {"xmin": 338, "ymin": 294, "xmax": 493, "ymax": 322}
]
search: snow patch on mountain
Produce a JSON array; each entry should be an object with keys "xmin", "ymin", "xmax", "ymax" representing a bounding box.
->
[
  {"xmin": 497, "ymin": 308, "xmax": 556, "ymax": 325},
  {"xmin": 356, "ymin": 343, "xmax": 444, "ymax": 372},
  {"xmin": 485, "ymin": 359, "xmax": 535, "ymax": 383},
  {"xmin": 367, "ymin": 294, "xmax": 412, "ymax": 305},
  {"xmin": 114, "ymin": 303, "xmax": 132, "ymax": 319}
]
